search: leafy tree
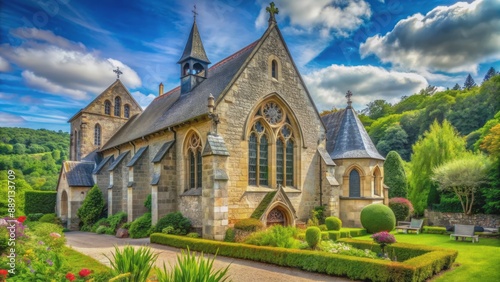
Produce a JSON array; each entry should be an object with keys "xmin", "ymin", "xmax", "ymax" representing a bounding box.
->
[
  {"xmin": 447, "ymin": 91, "xmax": 490, "ymax": 136},
  {"xmin": 0, "ymin": 170, "xmax": 33, "ymax": 216},
  {"xmin": 13, "ymin": 143, "xmax": 26, "ymax": 154},
  {"xmin": 482, "ymin": 159, "xmax": 500, "ymax": 214},
  {"xmin": 432, "ymin": 153, "xmax": 490, "ymax": 215},
  {"xmin": 408, "ymin": 120, "xmax": 466, "ymax": 215},
  {"xmin": 483, "ymin": 67, "xmax": 497, "ymax": 82},
  {"xmin": 480, "ymin": 123, "xmax": 500, "ymax": 158},
  {"xmin": 77, "ymin": 184, "xmax": 105, "ymax": 230},
  {"xmin": 452, "ymin": 83, "xmax": 461, "ymax": 91},
  {"xmin": 367, "ymin": 114, "xmax": 402, "ymax": 144},
  {"xmin": 399, "ymin": 110, "xmax": 422, "ymax": 149},
  {"xmin": 362, "ymin": 100, "xmax": 393, "ymax": 120},
  {"xmin": 393, "ymin": 94, "xmax": 428, "ymax": 114},
  {"xmin": 417, "ymin": 93, "xmax": 455, "ymax": 137},
  {"xmin": 419, "ymin": 85, "xmax": 437, "ymax": 96},
  {"xmin": 384, "ymin": 151, "xmax": 408, "ymax": 198},
  {"xmin": 376, "ymin": 125, "xmax": 410, "ymax": 160},
  {"xmin": 463, "ymin": 74, "xmax": 477, "ymax": 90}
]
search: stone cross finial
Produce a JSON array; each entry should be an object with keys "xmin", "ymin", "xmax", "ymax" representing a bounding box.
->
[
  {"xmin": 346, "ymin": 90, "xmax": 353, "ymax": 108},
  {"xmin": 266, "ymin": 2, "xmax": 279, "ymax": 26},
  {"xmin": 192, "ymin": 5, "xmax": 198, "ymax": 21},
  {"xmin": 113, "ymin": 67, "xmax": 123, "ymax": 79}
]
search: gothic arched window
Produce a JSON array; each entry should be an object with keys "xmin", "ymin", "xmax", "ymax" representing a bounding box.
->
[
  {"xmin": 104, "ymin": 100, "xmax": 111, "ymax": 115},
  {"xmin": 248, "ymin": 100, "xmax": 297, "ymax": 188},
  {"xmin": 94, "ymin": 124, "xmax": 101, "ymax": 146},
  {"xmin": 349, "ymin": 169, "xmax": 361, "ymax": 197},
  {"xmin": 271, "ymin": 60, "xmax": 278, "ymax": 79},
  {"xmin": 124, "ymin": 104, "xmax": 130, "ymax": 118},
  {"xmin": 186, "ymin": 133, "xmax": 202, "ymax": 189},
  {"xmin": 114, "ymin": 97, "xmax": 121, "ymax": 117}
]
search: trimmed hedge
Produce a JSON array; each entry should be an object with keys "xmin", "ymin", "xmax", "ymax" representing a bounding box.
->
[
  {"xmin": 151, "ymin": 234, "xmax": 458, "ymax": 282},
  {"xmin": 234, "ymin": 218, "xmax": 263, "ymax": 232},
  {"xmin": 423, "ymin": 226, "xmax": 447, "ymax": 234},
  {"xmin": 24, "ymin": 191, "xmax": 57, "ymax": 214}
]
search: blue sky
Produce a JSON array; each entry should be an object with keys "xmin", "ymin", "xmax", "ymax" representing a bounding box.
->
[{"xmin": 1, "ymin": 0, "xmax": 499, "ymax": 132}]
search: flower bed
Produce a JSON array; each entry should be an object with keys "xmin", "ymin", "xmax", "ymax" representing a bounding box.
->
[{"xmin": 151, "ymin": 233, "xmax": 458, "ymax": 282}]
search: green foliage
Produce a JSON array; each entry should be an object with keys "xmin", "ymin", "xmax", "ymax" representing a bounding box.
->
[
  {"xmin": 129, "ymin": 213, "xmax": 152, "ymax": 238},
  {"xmin": 250, "ymin": 191, "xmax": 277, "ymax": 220},
  {"xmin": 482, "ymin": 160, "xmax": 500, "ymax": 214},
  {"xmin": 154, "ymin": 212, "xmax": 191, "ymax": 234},
  {"xmin": 432, "ymin": 193, "xmax": 463, "ymax": 213},
  {"xmin": 105, "ymin": 245, "xmax": 158, "ymax": 282},
  {"xmin": 223, "ymin": 228, "xmax": 235, "ymax": 242},
  {"xmin": 0, "ymin": 227, "xmax": 8, "ymax": 254},
  {"xmin": 324, "ymin": 216, "xmax": 342, "ymax": 231},
  {"xmin": 384, "ymin": 151, "xmax": 408, "ymax": 198},
  {"xmin": 92, "ymin": 217, "xmax": 110, "ymax": 232},
  {"xmin": 422, "ymin": 226, "xmax": 447, "ymax": 234},
  {"xmin": 305, "ymin": 227, "xmax": 321, "ymax": 249},
  {"xmin": 77, "ymin": 185, "xmax": 105, "ymax": 230},
  {"xmin": 318, "ymin": 224, "xmax": 327, "ymax": 231},
  {"xmin": 108, "ymin": 212, "xmax": 128, "ymax": 232},
  {"xmin": 244, "ymin": 225, "xmax": 300, "ymax": 248},
  {"xmin": 463, "ymin": 74, "xmax": 477, "ymax": 90},
  {"xmin": 39, "ymin": 213, "xmax": 62, "ymax": 225},
  {"xmin": 0, "ymin": 170, "xmax": 32, "ymax": 216},
  {"xmin": 186, "ymin": 232, "xmax": 200, "ymax": 238},
  {"xmin": 312, "ymin": 205, "xmax": 326, "ymax": 224},
  {"xmin": 96, "ymin": 225, "xmax": 108, "ymax": 234},
  {"xmin": 319, "ymin": 241, "xmax": 378, "ymax": 259},
  {"xmin": 432, "ymin": 153, "xmax": 490, "ymax": 215},
  {"xmin": 360, "ymin": 204, "xmax": 396, "ymax": 234},
  {"xmin": 389, "ymin": 198, "xmax": 413, "ymax": 222},
  {"xmin": 27, "ymin": 213, "xmax": 45, "ymax": 221},
  {"xmin": 408, "ymin": 120, "xmax": 466, "ymax": 215},
  {"xmin": 234, "ymin": 218, "xmax": 263, "ymax": 232},
  {"xmin": 24, "ymin": 191, "xmax": 57, "ymax": 214},
  {"xmin": 154, "ymin": 248, "xmax": 231, "ymax": 282},
  {"xmin": 144, "ymin": 194, "xmax": 152, "ymax": 212},
  {"xmin": 151, "ymin": 233, "xmax": 457, "ymax": 282},
  {"xmin": 367, "ymin": 113, "xmax": 402, "ymax": 144},
  {"xmin": 376, "ymin": 124, "xmax": 410, "ymax": 160},
  {"xmin": 362, "ymin": 99, "xmax": 394, "ymax": 120}
]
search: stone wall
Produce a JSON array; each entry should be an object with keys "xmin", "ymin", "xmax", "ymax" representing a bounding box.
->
[
  {"xmin": 425, "ymin": 210, "xmax": 500, "ymax": 228},
  {"xmin": 129, "ymin": 147, "xmax": 150, "ymax": 221},
  {"xmin": 339, "ymin": 198, "xmax": 384, "ymax": 227}
]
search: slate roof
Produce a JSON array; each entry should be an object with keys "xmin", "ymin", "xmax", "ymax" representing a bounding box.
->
[
  {"xmin": 151, "ymin": 173, "xmax": 160, "ymax": 185},
  {"xmin": 322, "ymin": 108, "xmax": 384, "ymax": 160},
  {"xmin": 126, "ymin": 146, "xmax": 148, "ymax": 167},
  {"xmin": 93, "ymin": 155, "xmax": 114, "ymax": 174},
  {"xmin": 64, "ymin": 161, "xmax": 95, "ymax": 187},
  {"xmin": 317, "ymin": 147, "xmax": 336, "ymax": 166},
  {"xmin": 202, "ymin": 134, "xmax": 230, "ymax": 156},
  {"xmin": 178, "ymin": 21, "xmax": 211, "ymax": 64},
  {"xmin": 152, "ymin": 141, "xmax": 175, "ymax": 163},
  {"xmin": 108, "ymin": 151, "xmax": 130, "ymax": 171},
  {"xmin": 101, "ymin": 41, "xmax": 258, "ymax": 151}
]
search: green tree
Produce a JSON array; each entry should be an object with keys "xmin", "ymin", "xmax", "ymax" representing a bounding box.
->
[
  {"xmin": 419, "ymin": 85, "xmax": 437, "ymax": 96},
  {"xmin": 452, "ymin": 83, "xmax": 461, "ymax": 91},
  {"xmin": 384, "ymin": 151, "xmax": 408, "ymax": 198},
  {"xmin": 408, "ymin": 120, "xmax": 466, "ymax": 215},
  {"xmin": 483, "ymin": 67, "xmax": 497, "ymax": 82},
  {"xmin": 0, "ymin": 170, "xmax": 33, "ymax": 216},
  {"xmin": 362, "ymin": 100, "xmax": 394, "ymax": 120},
  {"xmin": 463, "ymin": 74, "xmax": 477, "ymax": 90},
  {"xmin": 432, "ymin": 153, "xmax": 490, "ymax": 215},
  {"xmin": 376, "ymin": 125, "xmax": 410, "ymax": 160},
  {"xmin": 13, "ymin": 143, "xmax": 26, "ymax": 154},
  {"xmin": 77, "ymin": 184, "xmax": 105, "ymax": 230}
]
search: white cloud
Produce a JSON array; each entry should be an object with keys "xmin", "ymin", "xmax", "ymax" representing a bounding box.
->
[
  {"xmin": 303, "ymin": 65, "xmax": 428, "ymax": 110},
  {"xmin": 131, "ymin": 91, "xmax": 156, "ymax": 109},
  {"xmin": 0, "ymin": 56, "xmax": 10, "ymax": 72},
  {"xmin": 11, "ymin": 28, "xmax": 85, "ymax": 52},
  {"xmin": 0, "ymin": 28, "xmax": 142, "ymax": 100},
  {"xmin": 360, "ymin": 0, "xmax": 500, "ymax": 74},
  {"xmin": 0, "ymin": 112, "xmax": 25, "ymax": 125}
]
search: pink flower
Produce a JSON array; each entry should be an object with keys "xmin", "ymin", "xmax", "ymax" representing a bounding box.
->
[
  {"xmin": 371, "ymin": 231, "xmax": 396, "ymax": 244},
  {"xmin": 50, "ymin": 232, "xmax": 61, "ymax": 238},
  {"xmin": 65, "ymin": 273, "xmax": 76, "ymax": 281},
  {"xmin": 79, "ymin": 268, "xmax": 91, "ymax": 278}
]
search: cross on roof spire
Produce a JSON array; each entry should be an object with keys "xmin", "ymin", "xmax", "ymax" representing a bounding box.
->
[
  {"xmin": 113, "ymin": 67, "xmax": 123, "ymax": 79},
  {"xmin": 346, "ymin": 90, "xmax": 353, "ymax": 108},
  {"xmin": 192, "ymin": 5, "xmax": 198, "ymax": 21},
  {"xmin": 266, "ymin": 2, "xmax": 279, "ymax": 26}
]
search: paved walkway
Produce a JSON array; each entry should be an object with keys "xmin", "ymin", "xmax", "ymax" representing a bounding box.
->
[{"xmin": 65, "ymin": 232, "xmax": 351, "ymax": 282}]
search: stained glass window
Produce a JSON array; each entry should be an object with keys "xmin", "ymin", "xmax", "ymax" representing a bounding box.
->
[
  {"xmin": 259, "ymin": 135, "xmax": 268, "ymax": 186},
  {"xmin": 124, "ymin": 105, "xmax": 130, "ymax": 118},
  {"xmin": 276, "ymin": 139, "xmax": 284, "ymax": 185},
  {"xmin": 349, "ymin": 170, "xmax": 360, "ymax": 197},
  {"xmin": 189, "ymin": 151, "xmax": 195, "ymax": 189},
  {"xmin": 197, "ymin": 151, "xmax": 202, "ymax": 189},
  {"xmin": 94, "ymin": 124, "xmax": 101, "ymax": 146},
  {"xmin": 271, "ymin": 60, "xmax": 277, "ymax": 79},
  {"xmin": 249, "ymin": 133, "xmax": 257, "ymax": 185},
  {"xmin": 104, "ymin": 100, "xmax": 111, "ymax": 115},
  {"xmin": 114, "ymin": 97, "xmax": 121, "ymax": 116},
  {"xmin": 286, "ymin": 139, "xmax": 293, "ymax": 186}
]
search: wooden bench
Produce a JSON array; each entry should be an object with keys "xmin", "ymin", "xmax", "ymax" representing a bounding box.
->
[
  {"xmin": 395, "ymin": 218, "xmax": 423, "ymax": 234},
  {"xmin": 450, "ymin": 224, "xmax": 479, "ymax": 243}
]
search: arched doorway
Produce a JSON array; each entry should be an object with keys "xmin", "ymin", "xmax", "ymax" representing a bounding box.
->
[
  {"xmin": 265, "ymin": 205, "xmax": 293, "ymax": 227},
  {"xmin": 61, "ymin": 190, "xmax": 68, "ymax": 227}
]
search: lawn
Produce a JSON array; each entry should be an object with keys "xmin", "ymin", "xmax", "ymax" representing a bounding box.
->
[
  {"xmin": 62, "ymin": 246, "xmax": 111, "ymax": 277},
  {"xmin": 355, "ymin": 233, "xmax": 500, "ymax": 282}
]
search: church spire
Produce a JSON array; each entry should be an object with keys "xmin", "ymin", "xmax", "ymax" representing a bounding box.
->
[{"xmin": 177, "ymin": 14, "xmax": 210, "ymax": 64}]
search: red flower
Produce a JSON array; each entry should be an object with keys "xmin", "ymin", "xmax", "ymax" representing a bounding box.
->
[
  {"xmin": 65, "ymin": 272, "xmax": 76, "ymax": 281},
  {"xmin": 17, "ymin": 216, "xmax": 27, "ymax": 223},
  {"xmin": 0, "ymin": 269, "xmax": 8, "ymax": 276},
  {"xmin": 79, "ymin": 268, "xmax": 91, "ymax": 277}
]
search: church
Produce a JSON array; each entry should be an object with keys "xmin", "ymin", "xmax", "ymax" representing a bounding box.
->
[{"xmin": 56, "ymin": 6, "xmax": 387, "ymax": 240}]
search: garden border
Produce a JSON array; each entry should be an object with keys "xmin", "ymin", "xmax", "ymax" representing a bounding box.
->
[{"xmin": 151, "ymin": 233, "xmax": 457, "ymax": 282}]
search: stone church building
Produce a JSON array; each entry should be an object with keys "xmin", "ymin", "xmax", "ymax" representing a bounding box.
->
[{"xmin": 56, "ymin": 9, "xmax": 387, "ymax": 239}]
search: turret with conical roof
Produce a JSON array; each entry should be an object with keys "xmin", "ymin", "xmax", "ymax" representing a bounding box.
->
[{"xmin": 178, "ymin": 15, "xmax": 210, "ymax": 94}]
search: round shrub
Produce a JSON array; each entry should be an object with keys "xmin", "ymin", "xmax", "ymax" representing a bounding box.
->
[
  {"xmin": 360, "ymin": 204, "xmax": 396, "ymax": 234},
  {"xmin": 96, "ymin": 225, "xmax": 107, "ymax": 234},
  {"xmin": 389, "ymin": 198, "xmax": 414, "ymax": 222},
  {"xmin": 234, "ymin": 218, "xmax": 263, "ymax": 232},
  {"xmin": 318, "ymin": 224, "xmax": 328, "ymax": 231},
  {"xmin": 154, "ymin": 212, "xmax": 191, "ymax": 235},
  {"xmin": 325, "ymin": 216, "xmax": 342, "ymax": 231},
  {"xmin": 39, "ymin": 213, "xmax": 62, "ymax": 225},
  {"xmin": 77, "ymin": 184, "xmax": 105, "ymax": 231},
  {"xmin": 129, "ymin": 213, "xmax": 152, "ymax": 238},
  {"xmin": 305, "ymin": 226, "xmax": 321, "ymax": 249}
]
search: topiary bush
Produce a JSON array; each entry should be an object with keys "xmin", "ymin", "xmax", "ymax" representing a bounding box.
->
[
  {"xmin": 389, "ymin": 198, "xmax": 414, "ymax": 222},
  {"xmin": 305, "ymin": 226, "xmax": 321, "ymax": 249},
  {"xmin": 234, "ymin": 218, "xmax": 263, "ymax": 232},
  {"xmin": 77, "ymin": 184, "xmax": 105, "ymax": 231},
  {"xmin": 224, "ymin": 228, "xmax": 235, "ymax": 242},
  {"xmin": 325, "ymin": 216, "xmax": 342, "ymax": 231},
  {"xmin": 154, "ymin": 212, "xmax": 191, "ymax": 235},
  {"xmin": 129, "ymin": 213, "xmax": 152, "ymax": 238},
  {"xmin": 360, "ymin": 204, "xmax": 396, "ymax": 234}
]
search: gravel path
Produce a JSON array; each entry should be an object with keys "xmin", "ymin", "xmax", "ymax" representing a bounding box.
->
[{"xmin": 65, "ymin": 231, "xmax": 352, "ymax": 282}]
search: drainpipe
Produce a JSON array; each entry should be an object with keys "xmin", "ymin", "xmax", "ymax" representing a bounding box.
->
[{"xmin": 319, "ymin": 155, "xmax": 323, "ymax": 207}]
